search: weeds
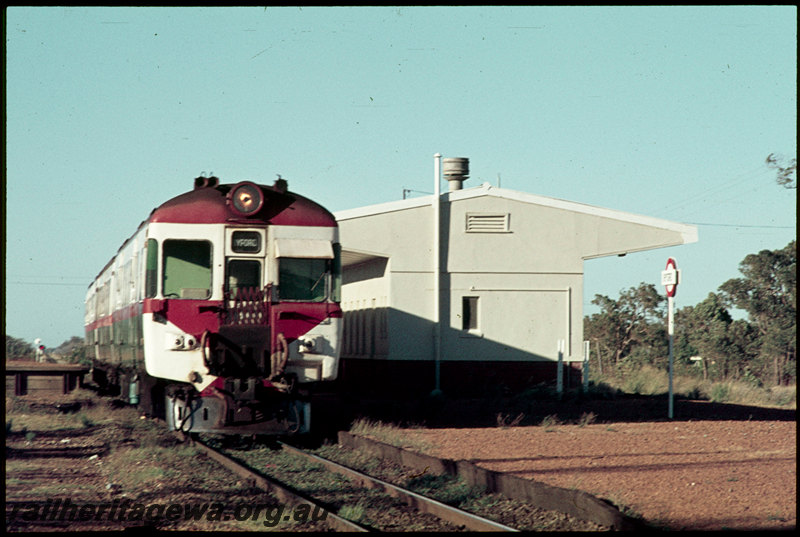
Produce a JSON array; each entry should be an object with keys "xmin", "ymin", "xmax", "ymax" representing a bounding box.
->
[
  {"xmin": 577, "ymin": 411, "xmax": 597, "ymax": 427},
  {"xmin": 710, "ymin": 383, "xmax": 731, "ymax": 403},
  {"xmin": 338, "ymin": 500, "xmax": 367, "ymax": 523},
  {"xmin": 605, "ymin": 491, "xmax": 644, "ymax": 521},
  {"xmin": 350, "ymin": 418, "xmax": 433, "ymax": 453},
  {"xmin": 594, "ymin": 367, "xmax": 795, "ymax": 409},
  {"xmin": 496, "ymin": 412, "xmax": 525, "ymax": 428},
  {"xmin": 412, "ymin": 475, "xmax": 485, "ymax": 506},
  {"xmin": 78, "ymin": 413, "xmax": 94, "ymax": 428},
  {"xmin": 540, "ymin": 414, "xmax": 561, "ymax": 431}
]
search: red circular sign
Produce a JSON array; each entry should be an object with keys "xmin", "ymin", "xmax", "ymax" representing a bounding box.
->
[{"xmin": 664, "ymin": 258, "xmax": 678, "ymax": 297}]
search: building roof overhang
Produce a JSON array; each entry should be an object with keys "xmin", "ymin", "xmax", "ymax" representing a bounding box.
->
[{"xmin": 335, "ymin": 182, "xmax": 698, "ymax": 249}]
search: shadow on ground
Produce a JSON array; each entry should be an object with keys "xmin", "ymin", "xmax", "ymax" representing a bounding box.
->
[{"xmin": 311, "ymin": 386, "xmax": 796, "ymax": 441}]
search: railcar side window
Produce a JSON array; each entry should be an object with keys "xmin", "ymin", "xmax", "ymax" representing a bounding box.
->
[
  {"xmin": 145, "ymin": 239, "xmax": 158, "ymax": 298},
  {"xmin": 226, "ymin": 259, "xmax": 261, "ymax": 295},
  {"xmin": 332, "ymin": 243, "xmax": 342, "ymax": 303},
  {"xmin": 279, "ymin": 258, "xmax": 328, "ymax": 302},
  {"xmin": 162, "ymin": 240, "xmax": 212, "ymax": 299}
]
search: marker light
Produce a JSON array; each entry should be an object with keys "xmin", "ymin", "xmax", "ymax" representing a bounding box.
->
[{"xmin": 227, "ymin": 182, "xmax": 264, "ymax": 217}]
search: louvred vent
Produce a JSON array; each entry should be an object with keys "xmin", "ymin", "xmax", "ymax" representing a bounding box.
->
[{"xmin": 466, "ymin": 213, "xmax": 510, "ymax": 232}]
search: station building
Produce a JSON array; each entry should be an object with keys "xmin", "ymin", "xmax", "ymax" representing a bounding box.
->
[{"xmin": 334, "ymin": 157, "xmax": 697, "ymax": 397}]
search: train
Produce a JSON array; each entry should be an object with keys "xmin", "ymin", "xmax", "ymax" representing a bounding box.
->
[{"xmin": 84, "ymin": 176, "xmax": 342, "ymax": 434}]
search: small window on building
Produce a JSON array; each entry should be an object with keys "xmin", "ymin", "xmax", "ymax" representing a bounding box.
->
[
  {"xmin": 465, "ymin": 213, "xmax": 510, "ymax": 233},
  {"xmin": 462, "ymin": 296, "xmax": 479, "ymax": 330}
]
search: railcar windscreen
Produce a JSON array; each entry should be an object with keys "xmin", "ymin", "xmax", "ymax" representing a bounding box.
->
[
  {"xmin": 162, "ymin": 239, "xmax": 212, "ymax": 299},
  {"xmin": 279, "ymin": 258, "xmax": 328, "ymax": 302},
  {"xmin": 226, "ymin": 259, "xmax": 262, "ymax": 295}
]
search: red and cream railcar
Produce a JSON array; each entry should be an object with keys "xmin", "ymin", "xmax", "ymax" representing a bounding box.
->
[{"xmin": 84, "ymin": 177, "xmax": 342, "ymax": 434}]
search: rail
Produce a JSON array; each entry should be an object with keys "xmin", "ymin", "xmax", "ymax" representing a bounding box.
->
[
  {"xmin": 278, "ymin": 441, "xmax": 519, "ymax": 532},
  {"xmin": 186, "ymin": 435, "xmax": 369, "ymax": 532}
]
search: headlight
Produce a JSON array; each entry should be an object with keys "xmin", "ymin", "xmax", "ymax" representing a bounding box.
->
[{"xmin": 227, "ymin": 181, "xmax": 264, "ymax": 217}]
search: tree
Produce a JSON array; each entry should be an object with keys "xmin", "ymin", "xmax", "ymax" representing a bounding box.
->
[
  {"xmin": 5, "ymin": 335, "xmax": 34, "ymax": 360},
  {"xmin": 677, "ymin": 292, "xmax": 747, "ymax": 381},
  {"xmin": 674, "ymin": 305, "xmax": 702, "ymax": 373},
  {"xmin": 727, "ymin": 319, "xmax": 761, "ymax": 385},
  {"xmin": 719, "ymin": 241, "xmax": 796, "ymax": 385},
  {"xmin": 766, "ymin": 153, "xmax": 797, "ymax": 189},
  {"xmin": 53, "ymin": 336, "xmax": 89, "ymax": 364},
  {"xmin": 584, "ymin": 282, "xmax": 666, "ymax": 372},
  {"xmin": 53, "ymin": 336, "xmax": 84, "ymax": 356}
]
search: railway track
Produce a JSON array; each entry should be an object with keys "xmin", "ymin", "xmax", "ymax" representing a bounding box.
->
[
  {"xmin": 7, "ymin": 394, "xmax": 335, "ymax": 532},
  {"xmin": 7, "ymin": 386, "xmax": 608, "ymax": 531},
  {"xmin": 5, "ymin": 430, "xmax": 118, "ymax": 531},
  {"xmin": 186, "ymin": 436, "xmax": 370, "ymax": 532},
  {"xmin": 191, "ymin": 435, "xmax": 519, "ymax": 532},
  {"xmin": 278, "ymin": 441, "xmax": 520, "ymax": 532}
]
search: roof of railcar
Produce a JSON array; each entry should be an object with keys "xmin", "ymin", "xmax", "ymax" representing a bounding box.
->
[
  {"xmin": 88, "ymin": 179, "xmax": 336, "ymax": 288},
  {"xmin": 148, "ymin": 182, "xmax": 336, "ymax": 227}
]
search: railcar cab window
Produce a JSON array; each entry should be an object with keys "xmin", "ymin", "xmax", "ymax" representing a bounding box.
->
[
  {"xmin": 276, "ymin": 243, "xmax": 341, "ymax": 303},
  {"xmin": 226, "ymin": 259, "xmax": 262, "ymax": 296},
  {"xmin": 279, "ymin": 258, "xmax": 328, "ymax": 302},
  {"xmin": 162, "ymin": 240, "xmax": 212, "ymax": 299}
]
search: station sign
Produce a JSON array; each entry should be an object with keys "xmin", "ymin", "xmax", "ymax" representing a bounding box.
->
[{"xmin": 661, "ymin": 258, "xmax": 679, "ymax": 297}]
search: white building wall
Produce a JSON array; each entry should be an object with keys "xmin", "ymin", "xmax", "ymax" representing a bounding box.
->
[
  {"xmin": 445, "ymin": 272, "xmax": 581, "ymax": 362},
  {"xmin": 388, "ymin": 272, "xmax": 435, "ymax": 361},
  {"xmin": 445, "ymin": 194, "xmax": 584, "ymax": 273},
  {"xmin": 340, "ymin": 258, "xmax": 390, "ymax": 358},
  {"xmin": 338, "ymin": 203, "xmax": 434, "ymax": 272},
  {"xmin": 337, "ymin": 183, "xmax": 697, "ymax": 367}
]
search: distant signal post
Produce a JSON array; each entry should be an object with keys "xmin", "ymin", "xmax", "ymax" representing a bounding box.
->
[{"xmin": 662, "ymin": 258, "xmax": 680, "ymax": 419}]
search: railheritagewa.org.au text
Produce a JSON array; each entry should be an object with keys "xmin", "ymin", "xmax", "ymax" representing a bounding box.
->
[{"xmin": 8, "ymin": 498, "xmax": 328, "ymax": 527}]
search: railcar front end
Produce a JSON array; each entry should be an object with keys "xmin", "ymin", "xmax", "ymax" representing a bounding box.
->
[{"xmin": 85, "ymin": 177, "xmax": 342, "ymax": 435}]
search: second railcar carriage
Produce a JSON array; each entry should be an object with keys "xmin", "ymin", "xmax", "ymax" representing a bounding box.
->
[{"xmin": 84, "ymin": 176, "xmax": 343, "ymax": 434}]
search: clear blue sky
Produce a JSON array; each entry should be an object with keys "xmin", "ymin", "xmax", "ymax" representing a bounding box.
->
[{"xmin": 5, "ymin": 6, "xmax": 797, "ymax": 348}]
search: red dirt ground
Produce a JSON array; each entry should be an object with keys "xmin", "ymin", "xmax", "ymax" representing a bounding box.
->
[{"xmin": 399, "ymin": 412, "xmax": 796, "ymax": 531}]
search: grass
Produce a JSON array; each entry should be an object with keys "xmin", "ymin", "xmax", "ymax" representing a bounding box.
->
[
  {"xmin": 6, "ymin": 390, "xmax": 334, "ymax": 532},
  {"xmin": 313, "ymin": 444, "xmax": 486, "ymax": 512},
  {"xmin": 539, "ymin": 414, "xmax": 562, "ymax": 431},
  {"xmin": 605, "ymin": 491, "xmax": 644, "ymax": 522},
  {"xmin": 5, "ymin": 388, "xmax": 124, "ymax": 433},
  {"xmin": 349, "ymin": 418, "xmax": 434, "ymax": 453},
  {"xmin": 593, "ymin": 366, "xmax": 796, "ymax": 409},
  {"xmin": 577, "ymin": 411, "xmax": 597, "ymax": 427},
  {"xmin": 338, "ymin": 500, "xmax": 367, "ymax": 523},
  {"xmin": 496, "ymin": 412, "xmax": 525, "ymax": 428},
  {"xmin": 406, "ymin": 473, "xmax": 486, "ymax": 506}
]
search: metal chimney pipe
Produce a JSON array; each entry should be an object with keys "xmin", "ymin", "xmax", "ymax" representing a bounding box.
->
[{"xmin": 442, "ymin": 158, "xmax": 469, "ymax": 191}]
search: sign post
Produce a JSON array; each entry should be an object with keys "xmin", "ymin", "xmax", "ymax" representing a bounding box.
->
[{"xmin": 661, "ymin": 258, "xmax": 679, "ymax": 419}]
